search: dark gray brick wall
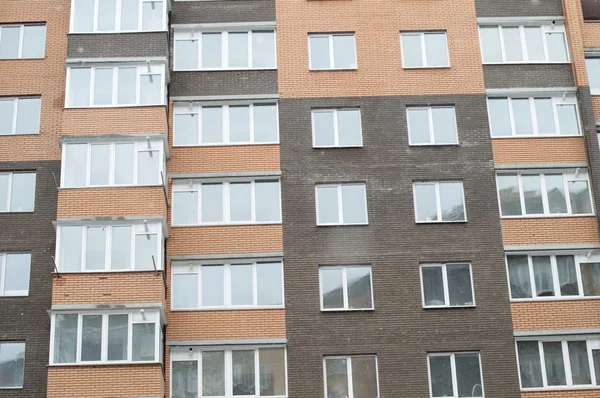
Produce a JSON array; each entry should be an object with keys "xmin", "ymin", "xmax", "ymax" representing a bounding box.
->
[
  {"xmin": 170, "ymin": 70, "xmax": 277, "ymax": 97},
  {"xmin": 483, "ymin": 64, "xmax": 575, "ymax": 89},
  {"xmin": 0, "ymin": 160, "xmax": 59, "ymax": 398},
  {"xmin": 475, "ymin": 0, "xmax": 564, "ymax": 17},
  {"xmin": 279, "ymin": 94, "xmax": 520, "ymax": 398},
  {"xmin": 67, "ymin": 32, "xmax": 168, "ymax": 59},
  {"xmin": 171, "ymin": 0, "xmax": 275, "ymax": 25}
]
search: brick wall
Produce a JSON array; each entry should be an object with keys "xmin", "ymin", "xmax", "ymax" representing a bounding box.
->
[
  {"xmin": 492, "ymin": 137, "xmax": 588, "ymax": 165},
  {"xmin": 512, "ymin": 299, "xmax": 600, "ymax": 331},
  {"xmin": 501, "ymin": 217, "xmax": 599, "ymax": 246},
  {"xmin": 523, "ymin": 391, "xmax": 600, "ymax": 398},
  {"xmin": 62, "ymin": 107, "xmax": 168, "ymax": 138}
]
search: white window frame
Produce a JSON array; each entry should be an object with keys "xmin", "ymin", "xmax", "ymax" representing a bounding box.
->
[
  {"xmin": 412, "ymin": 181, "xmax": 467, "ymax": 223},
  {"xmin": 420, "ymin": 263, "xmax": 475, "ymax": 308},
  {"xmin": 515, "ymin": 337, "xmax": 600, "ymax": 391},
  {"xmin": 311, "ymin": 108, "xmax": 363, "ymax": 148},
  {"xmin": 65, "ymin": 63, "xmax": 166, "ymax": 108},
  {"xmin": 496, "ymin": 170, "xmax": 595, "ymax": 218},
  {"xmin": 478, "ymin": 23, "xmax": 570, "ymax": 64},
  {"xmin": 486, "ymin": 95, "xmax": 581, "ymax": 137},
  {"xmin": 400, "ymin": 31, "xmax": 450, "ymax": 69},
  {"xmin": 0, "ymin": 171, "xmax": 36, "ymax": 213},
  {"xmin": 171, "ymin": 260, "xmax": 285, "ymax": 310},
  {"xmin": 0, "ymin": 97, "xmax": 41, "ymax": 136},
  {"xmin": 315, "ymin": 183, "xmax": 369, "ymax": 226},
  {"xmin": 318, "ymin": 265, "xmax": 374, "ymax": 311},
  {"xmin": 170, "ymin": 346, "xmax": 288, "ymax": 398},
  {"xmin": 0, "ymin": 253, "xmax": 31, "ymax": 297},
  {"xmin": 308, "ymin": 33, "xmax": 357, "ymax": 70},
  {"xmin": 587, "ymin": 57, "xmax": 600, "ymax": 95},
  {"xmin": 60, "ymin": 140, "xmax": 165, "ymax": 188},
  {"xmin": 173, "ymin": 102, "xmax": 280, "ymax": 146},
  {"xmin": 49, "ymin": 310, "xmax": 162, "ymax": 366},
  {"xmin": 406, "ymin": 106, "xmax": 459, "ymax": 145},
  {"xmin": 0, "ymin": 24, "xmax": 46, "ymax": 59},
  {"xmin": 55, "ymin": 222, "xmax": 164, "ymax": 272},
  {"xmin": 427, "ymin": 352, "xmax": 484, "ymax": 398},
  {"xmin": 69, "ymin": 0, "xmax": 168, "ymax": 33},
  {"xmin": 322, "ymin": 355, "xmax": 380, "ymax": 398},
  {"xmin": 173, "ymin": 30, "xmax": 277, "ymax": 71}
]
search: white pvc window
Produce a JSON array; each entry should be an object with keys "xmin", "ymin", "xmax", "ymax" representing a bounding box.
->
[
  {"xmin": 319, "ymin": 265, "xmax": 373, "ymax": 311},
  {"xmin": 428, "ymin": 353, "xmax": 484, "ymax": 397},
  {"xmin": 487, "ymin": 96, "xmax": 580, "ymax": 137},
  {"xmin": 66, "ymin": 64, "xmax": 166, "ymax": 107},
  {"xmin": 420, "ymin": 263, "xmax": 475, "ymax": 308},
  {"xmin": 174, "ymin": 30, "xmax": 276, "ymax": 71},
  {"xmin": 323, "ymin": 356, "xmax": 379, "ymax": 398},
  {"xmin": 479, "ymin": 24, "xmax": 569, "ymax": 64},
  {"xmin": 0, "ymin": 97, "xmax": 41, "ymax": 135},
  {"xmin": 0, "ymin": 24, "xmax": 46, "ymax": 59},
  {"xmin": 413, "ymin": 181, "xmax": 466, "ymax": 223},
  {"xmin": 0, "ymin": 172, "xmax": 36, "ymax": 213},
  {"xmin": 586, "ymin": 58, "xmax": 600, "ymax": 95},
  {"xmin": 61, "ymin": 140, "xmax": 164, "ymax": 187},
  {"xmin": 172, "ymin": 179, "xmax": 282, "ymax": 226},
  {"xmin": 171, "ymin": 261, "xmax": 284, "ymax": 310},
  {"xmin": 309, "ymin": 33, "xmax": 357, "ymax": 70},
  {"xmin": 401, "ymin": 31, "xmax": 450, "ymax": 68},
  {"xmin": 312, "ymin": 108, "xmax": 362, "ymax": 148},
  {"xmin": 0, "ymin": 253, "xmax": 31, "ymax": 297},
  {"xmin": 50, "ymin": 310, "xmax": 161, "ymax": 365},
  {"xmin": 315, "ymin": 184, "xmax": 368, "ymax": 226},
  {"xmin": 0, "ymin": 342, "xmax": 25, "ymax": 388},
  {"xmin": 407, "ymin": 106, "xmax": 458, "ymax": 145},
  {"xmin": 173, "ymin": 103, "xmax": 279, "ymax": 146},
  {"xmin": 56, "ymin": 223, "xmax": 163, "ymax": 272},
  {"xmin": 70, "ymin": 0, "xmax": 167, "ymax": 33}
]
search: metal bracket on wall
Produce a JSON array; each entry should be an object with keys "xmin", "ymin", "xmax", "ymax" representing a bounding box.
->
[
  {"xmin": 51, "ymin": 172, "xmax": 59, "ymax": 189},
  {"xmin": 51, "ymin": 256, "xmax": 60, "ymax": 278},
  {"xmin": 160, "ymin": 171, "xmax": 169, "ymax": 209}
]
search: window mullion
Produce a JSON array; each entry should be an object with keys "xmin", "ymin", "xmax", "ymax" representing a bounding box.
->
[
  {"xmin": 105, "ymin": 226, "xmax": 112, "ymax": 271},
  {"xmin": 428, "ymin": 107, "xmax": 435, "ymax": 144},
  {"xmin": 435, "ymin": 183, "xmax": 443, "ymax": 221},
  {"xmin": 133, "ymin": 141, "xmax": 139, "ymax": 185},
  {"xmin": 421, "ymin": 33, "xmax": 427, "ymax": 66},
  {"xmin": 507, "ymin": 97, "xmax": 517, "ymax": 136},
  {"xmin": 442, "ymin": 265, "xmax": 450, "ymax": 306},
  {"xmin": 252, "ymin": 262, "xmax": 258, "ymax": 306},
  {"xmin": 93, "ymin": 0, "xmax": 100, "ymax": 32},
  {"xmin": 81, "ymin": 226, "xmax": 88, "ymax": 271},
  {"xmin": 498, "ymin": 26, "xmax": 508, "ymax": 62},
  {"xmin": 249, "ymin": 104, "xmax": 255, "ymax": 143},
  {"xmin": 539, "ymin": 341, "xmax": 548, "ymax": 387},
  {"xmin": 519, "ymin": 26, "xmax": 529, "ymax": 62},
  {"xmin": 539, "ymin": 174, "xmax": 550, "ymax": 216},
  {"xmin": 89, "ymin": 68, "xmax": 96, "ymax": 107},
  {"xmin": 541, "ymin": 26, "xmax": 550, "ymax": 62},
  {"xmin": 224, "ymin": 264, "xmax": 231, "ymax": 307},
  {"xmin": 115, "ymin": 0, "xmax": 122, "ymax": 31},
  {"xmin": 550, "ymin": 255, "xmax": 561, "ymax": 298},
  {"xmin": 551, "ymin": 97, "xmax": 561, "ymax": 135},
  {"xmin": 517, "ymin": 174, "xmax": 527, "ymax": 215},
  {"xmin": 529, "ymin": 98, "xmax": 539, "ymax": 135},
  {"xmin": 197, "ymin": 352, "xmax": 203, "ymax": 397},
  {"xmin": 198, "ymin": 33, "xmax": 203, "ymax": 69},
  {"xmin": 528, "ymin": 256, "xmax": 537, "ymax": 299},
  {"xmin": 342, "ymin": 267, "xmax": 349, "ymax": 309},
  {"xmin": 137, "ymin": 0, "xmax": 143, "ymax": 30},
  {"xmin": 11, "ymin": 98, "xmax": 18, "ymax": 135},
  {"xmin": 254, "ymin": 349, "xmax": 260, "ymax": 395},
  {"xmin": 0, "ymin": 255, "xmax": 6, "ymax": 296},
  {"xmin": 223, "ymin": 105, "xmax": 230, "ymax": 144},
  {"xmin": 222, "ymin": 32, "xmax": 228, "ymax": 69},
  {"xmin": 564, "ymin": 174, "xmax": 573, "ymax": 214},
  {"xmin": 6, "ymin": 173, "xmax": 12, "ymax": 211},
  {"xmin": 347, "ymin": 357, "xmax": 354, "ymax": 398},
  {"xmin": 109, "ymin": 143, "xmax": 116, "ymax": 186},
  {"xmin": 562, "ymin": 340, "xmax": 574, "ymax": 386},
  {"xmin": 337, "ymin": 185, "xmax": 344, "ymax": 224},
  {"xmin": 129, "ymin": 226, "xmax": 135, "ymax": 271},
  {"xmin": 226, "ymin": 350, "xmax": 233, "ymax": 396},
  {"xmin": 248, "ymin": 31, "xmax": 253, "ymax": 68},
  {"xmin": 135, "ymin": 66, "xmax": 141, "ymax": 106},
  {"xmin": 18, "ymin": 25, "xmax": 24, "ymax": 59},
  {"xmin": 333, "ymin": 110, "xmax": 340, "ymax": 147},
  {"xmin": 587, "ymin": 340, "xmax": 597, "ymax": 386},
  {"xmin": 450, "ymin": 354, "xmax": 458, "ymax": 396},
  {"xmin": 574, "ymin": 256, "xmax": 584, "ymax": 297},
  {"xmin": 76, "ymin": 314, "xmax": 83, "ymax": 363},
  {"xmin": 101, "ymin": 314, "xmax": 108, "ymax": 362},
  {"xmin": 112, "ymin": 67, "xmax": 118, "ymax": 106},
  {"xmin": 329, "ymin": 35, "xmax": 335, "ymax": 68}
]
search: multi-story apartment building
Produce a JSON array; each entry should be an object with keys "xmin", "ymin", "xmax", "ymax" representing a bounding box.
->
[{"xmin": 2, "ymin": 0, "xmax": 600, "ymax": 396}]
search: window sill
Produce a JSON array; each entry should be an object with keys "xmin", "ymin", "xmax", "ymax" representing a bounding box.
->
[
  {"xmin": 511, "ymin": 296, "xmax": 600, "ymax": 303},
  {"xmin": 316, "ymin": 223, "xmax": 369, "ymax": 227},
  {"xmin": 321, "ymin": 308, "xmax": 374, "ymax": 313},
  {"xmin": 309, "ymin": 68, "xmax": 358, "ymax": 72},
  {"xmin": 402, "ymin": 65, "xmax": 451, "ymax": 70},
  {"xmin": 173, "ymin": 67, "xmax": 277, "ymax": 72},
  {"xmin": 313, "ymin": 145, "xmax": 363, "ymax": 149},
  {"xmin": 409, "ymin": 143, "xmax": 459, "ymax": 147},
  {"xmin": 171, "ymin": 306, "xmax": 284, "ymax": 312},
  {"xmin": 0, "ymin": 57, "xmax": 44, "ymax": 61},
  {"xmin": 0, "ymin": 210, "xmax": 35, "ymax": 214},
  {"xmin": 171, "ymin": 222, "xmax": 282, "ymax": 227},
  {"xmin": 64, "ymin": 104, "xmax": 166, "ymax": 110},
  {"xmin": 522, "ymin": 386, "xmax": 600, "ymax": 392},
  {"xmin": 49, "ymin": 360, "xmax": 161, "ymax": 367},
  {"xmin": 68, "ymin": 30, "xmax": 168, "ymax": 35},
  {"xmin": 0, "ymin": 133, "xmax": 40, "ymax": 136},
  {"xmin": 491, "ymin": 134, "xmax": 581, "ymax": 139},
  {"xmin": 423, "ymin": 305, "xmax": 476, "ymax": 309},
  {"xmin": 59, "ymin": 184, "xmax": 164, "ymax": 190},
  {"xmin": 173, "ymin": 142, "xmax": 280, "ymax": 148},
  {"xmin": 0, "ymin": 387, "xmax": 23, "ymax": 389},
  {"xmin": 53, "ymin": 269, "xmax": 163, "ymax": 275},
  {"xmin": 501, "ymin": 214, "xmax": 595, "ymax": 219},
  {"xmin": 483, "ymin": 61, "xmax": 571, "ymax": 66},
  {"xmin": 415, "ymin": 220, "xmax": 467, "ymax": 224}
]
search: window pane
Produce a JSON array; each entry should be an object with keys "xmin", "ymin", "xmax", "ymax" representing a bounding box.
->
[
  {"xmin": 347, "ymin": 266, "xmax": 372, "ymax": 309},
  {"xmin": 480, "ymin": 26, "xmax": 502, "ymax": 62},
  {"xmin": 547, "ymin": 32, "xmax": 568, "ymax": 62},
  {"xmin": 69, "ymin": 68, "xmax": 91, "ymax": 107},
  {"xmin": 313, "ymin": 111, "xmax": 335, "ymax": 147},
  {"xmin": 97, "ymin": 0, "xmax": 116, "ymax": 31},
  {"xmin": 569, "ymin": 181, "xmax": 592, "ymax": 214},
  {"xmin": 432, "ymin": 107, "xmax": 457, "ymax": 144},
  {"xmin": 503, "ymin": 27, "xmax": 523, "ymax": 62},
  {"xmin": 202, "ymin": 33, "xmax": 222, "ymax": 68},
  {"xmin": 341, "ymin": 185, "xmax": 367, "ymax": 224},
  {"xmin": 203, "ymin": 351, "xmax": 225, "ymax": 396},
  {"xmin": 115, "ymin": 143, "xmax": 134, "ymax": 184},
  {"xmin": 231, "ymin": 264, "xmax": 253, "ymax": 306},
  {"xmin": 534, "ymin": 99, "xmax": 557, "ymax": 135},
  {"xmin": 4, "ymin": 253, "xmax": 31, "ymax": 295},
  {"xmin": 172, "ymin": 191, "xmax": 198, "ymax": 225},
  {"xmin": 517, "ymin": 341, "xmax": 543, "ymax": 388},
  {"xmin": 256, "ymin": 180, "xmax": 280, "ymax": 222},
  {"xmin": 259, "ymin": 348, "xmax": 286, "ymax": 396},
  {"xmin": 81, "ymin": 315, "xmax": 102, "ymax": 362},
  {"xmin": 140, "ymin": 74, "xmax": 161, "ymax": 105},
  {"xmin": 447, "ymin": 263, "xmax": 474, "ymax": 306},
  {"xmin": 557, "ymin": 104, "xmax": 579, "ymax": 136},
  {"xmin": 325, "ymin": 358, "xmax": 349, "ymax": 398},
  {"xmin": 15, "ymin": 98, "xmax": 41, "ymax": 135},
  {"xmin": 407, "ymin": 108, "xmax": 430, "ymax": 144},
  {"xmin": 142, "ymin": 1, "xmax": 163, "ymax": 31},
  {"xmin": 507, "ymin": 255, "xmax": 532, "ymax": 299},
  {"xmin": 137, "ymin": 150, "xmax": 160, "ymax": 185},
  {"xmin": 85, "ymin": 227, "xmax": 106, "ymax": 271},
  {"xmin": 309, "ymin": 36, "xmax": 330, "ymax": 69},
  {"xmin": 73, "ymin": 0, "xmax": 94, "ymax": 32},
  {"xmin": 252, "ymin": 31, "xmax": 276, "ymax": 68},
  {"xmin": 546, "ymin": 174, "xmax": 568, "ymax": 214},
  {"xmin": 201, "ymin": 183, "xmax": 224, "ymax": 223},
  {"xmin": 173, "ymin": 273, "xmax": 198, "ymax": 309},
  {"xmin": 232, "ymin": 350, "xmax": 255, "ymax": 395},
  {"xmin": 0, "ymin": 100, "xmax": 14, "ymax": 135},
  {"xmin": 321, "ymin": 268, "xmax": 344, "ymax": 309},
  {"xmin": 175, "ymin": 40, "xmax": 199, "ymax": 70},
  {"xmin": 414, "ymin": 184, "xmax": 437, "ymax": 222},
  {"xmin": 111, "ymin": 226, "xmax": 131, "ymax": 270},
  {"xmin": 332, "ymin": 35, "xmax": 356, "ymax": 69},
  {"xmin": 0, "ymin": 342, "xmax": 24, "ymax": 388},
  {"xmin": 422, "ymin": 266, "xmax": 445, "ymax": 306},
  {"xmin": 229, "ymin": 105, "xmax": 250, "ymax": 143},
  {"xmin": 0, "ymin": 174, "xmax": 7, "ymax": 211},
  {"xmin": 497, "ymin": 174, "xmax": 521, "ymax": 216},
  {"xmin": 429, "ymin": 355, "xmax": 453, "ymax": 397},
  {"xmin": 22, "ymin": 25, "xmax": 46, "ymax": 58},
  {"xmin": 257, "ymin": 262, "xmax": 283, "ymax": 306},
  {"xmin": 337, "ymin": 109, "xmax": 362, "ymax": 146},
  {"xmin": 594, "ymin": 350, "xmax": 600, "ymax": 386},
  {"xmin": 0, "ymin": 27, "xmax": 20, "ymax": 58},
  {"xmin": 439, "ymin": 182, "xmax": 465, "ymax": 221},
  {"xmin": 533, "ymin": 256, "xmax": 554, "ymax": 297},
  {"xmin": 230, "ymin": 183, "xmax": 252, "ymax": 222},
  {"xmin": 253, "ymin": 104, "xmax": 278, "ymax": 143},
  {"xmin": 488, "ymin": 98, "xmax": 512, "ymax": 137},
  {"xmin": 229, "ymin": 32, "xmax": 249, "ymax": 68},
  {"xmin": 317, "ymin": 186, "xmax": 339, "ymax": 224},
  {"xmin": 64, "ymin": 144, "xmax": 87, "ymax": 187},
  {"xmin": 10, "ymin": 172, "xmax": 35, "ymax": 212},
  {"xmin": 202, "ymin": 265, "xmax": 225, "ymax": 307},
  {"xmin": 93, "ymin": 68, "xmax": 113, "ymax": 106},
  {"xmin": 522, "ymin": 175, "xmax": 543, "ymax": 214},
  {"xmin": 201, "ymin": 107, "xmax": 223, "ymax": 143},
  {"xmin": 60, "ymin": 226, "xmax": 83, "ymax": 272},
  {"xmin": 557, "ymin": 255, "xmax": 579, "ymax": 296},
  {"xmin": 524, "ymin": 27, "xmax": 545, "ymax": 62},
  {"xmin": 90, "ymin": 144, "xmax": 110, "ymax": 186},
  {"xmin": 117, "ymin": 67, "xmax": 136, "ymax": 105},
  {"xmin": 543, "ymin": 342, "xmax": 566, "ymax": 386},
  {"xmin": 402, "ymin": 34, "xmax": 423, "ymax": 67},
  {"xmin": 424, "ymin": 33, "xmax": 449, "ymax": 67},
  {"xmin": 568, "ymin": 341, "xmax": 592, "ymax": 385},
  {"xmin": 134, "ymin": 233, "xmax": 157, "ymax": 271},
  {"xmin": 352, "ymin": 356, "xmax": 378, "ymax": 398},
  {"xmin": 173, "ymin": 361, "xmax": 198, "ymax": 398},
  {"xmin": 132, "ymin": 323, "xmax": 155, "ymax": 361},
  {"xmin": 121, "ymin": 0, "xmax": 139, "ymax": 30},
  {"xmin": 581, "ymin": 263, "xmax": 600, "ymax": 296},
  {"xmin": 455, "ymin": 353, "xmax": 483, "ymax": 397},
  {"xmin": 54, "ymin": 314, "xmax": 78, "ymax": 364},
  {"xmin": 586, "ymin": 58, "xmax": 600, "ymax": 92},
  {"xmin": 512, "ymin": 99, "xmax": 534, "ymax": 135},
  {"xmin": 174, "ymin": 114, "xmax": 199, "ymax": 145}
]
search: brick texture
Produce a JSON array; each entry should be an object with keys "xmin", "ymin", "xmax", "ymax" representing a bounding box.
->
[
  {"xmin": 501, "ymin": 217, "xmax": 599, "ymax": 246},
  {"xmin": 170, "ymin": 70, "xmax": 278, "ymax": 98},
  {"xmin": 475, "ymin": 0, "xmax": 564, "ymax": 17},
  {"xmin": 67, "ymin": 32, "xmax": 168, "ymax": 59},
  {"xmin": 483, "ymin": 64, "xmax": 575, "ymax": 89},
  {"xmin": 522, "ymin": 390, "xmax": 600, "ymax": 397},
  {"xmin": 512, "ymin": 299, "xmax": 600, "ymax": 331},
  {"xmin": 492, "ymin": 137, "xmax": 588, "ymax": 165},
  {"xmin": 169, "ymin": 145, "xmax": 280, "ymax": 174},
  {"xmin": 171, "ymin": 0, "xmax": 275, "ymax": 24},
  {"xmin": 62, "ymin": 107, "xmax": 168, "ymax": 138}
]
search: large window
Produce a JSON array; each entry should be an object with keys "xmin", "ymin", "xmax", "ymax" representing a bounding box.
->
[
  {"xmin": 0, "ymin": 342, "xmax": 25, "ymax": 388},
  {"xmin": 496, "ymin": 170, "xmax": 593, "ymax": 217},
  {"xmin": 56, "ymin": 223, "xmax": 163, "ymax": 272},
  {"xmin": 323, "ymin": 356, "xmax": 379, "ymax": 398},
  {"xmin": 315, "ymin": 184, "xmax": 368, "ymax": 225},
  {"xmin": 61, "ymin": 140, "xmax": 164, "ymax": 187},
  {"xmin": 312, "ymin": 108, "xmax": 362, "ymax": 148},
  {"xmin": 586, "ymin": 57, "xmax": 600, "ymax": 95},
  {"xmin": 0, "ymin": 172, "xmax": 36, "ymax": 212},
  {"xmin": 407, "ymin": 106, "xmax": 458, "ymax": 145},
  {"xmin": 319, "ymin": 265, "xmax": 373, "ymax": 311},
  {"xmin": 413, "ymin": 181, "xmax": 466, "ymax": 223},
  {"xmin": 172, "ymin": 179, "xmax": 281, "ymax": 226},
  {"xmin": 174, "ymin": 30, "xmax": 276, "ymax": 71},
  {"xmin": 0, "ymin": 24, "xmax": 45, "ymax": 59},
  {"xmin": 174, "ymin": 103, "xmax": 278, "ymax": 146},
  {"xmin": 487, "ymin": 95, "xmax": 580, "ymax": 137},
  {"xmin": 507, "ymin": 253, "xmax": 600, "ymax": 299},
  {"xmin": 309, "ymin": 33, "xmax": 357, "ymax": 70},
  {"xmin": 401, "ymin": 31, "xmax": 449, "ymax": 68},
  {"xmin": 0, "ymin": 97, "xmax": 41, "ymax": 135},
  {"xmin": 428, "ymin": 353, "xmax": 483, "ymax": 397},
  {"xmin": 420, "ymin": 263, "xmax": 474, "ymax": 308},
  {"xmin": 70, "ymin": 0, "xmax": 166, "ymax": 33},
  {"xmin": 171, "ymin": 347, "xmax": 287, "ymax": 397},
  {"xmin": 517, "ymin": 338, "xmax": 600, "ymax": 389},
  {"xmin": 479, "ymin": 24, "xmax": 569, "ymax": 64},
  {"xmin": 51, "ymin": 310, "xmax": 161, "ymax": 365},
  {"xmin": 171, "ymin": 261, "xmax": 284, "ymax": 310},
  {"xmin": 0, "ymin": 253, "xmax": 30, "ymax": 296},
  {"xmin": 66, "ymin": 63, "xmax": 165, "ymax": 107}
]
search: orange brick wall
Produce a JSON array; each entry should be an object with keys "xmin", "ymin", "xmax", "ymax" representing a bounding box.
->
[
  {"xmin": 511, "ymin": 299, "xmax": 600, "ymax": 331},
  {"xmin": 492, "ymin": 137, "xmax": 587, "ymax": 165},
  {"xmin": 583, "ymin": 23, "xmax": 600, "ymax": 48},
  {"xmin": 62, "ymin": 107, "xmax": 167, "ymax": 138},
  {"xmin": 522, "ymin": 391, "xmax": 600, "ymax": 398},
  {"xmin": 592, "ymin": 97, "xmax": 600, "ymax": 121},
  {"xmin": 501, "ymin": 217, "xmax": 599, "ymax": 246},
  {"xmin": 564, "ymin": 0, "xmax": 590, "ymax": 87},
  {"xmin": 169, "ymin": 145, "xmax": 281, "ymax": 174}
]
